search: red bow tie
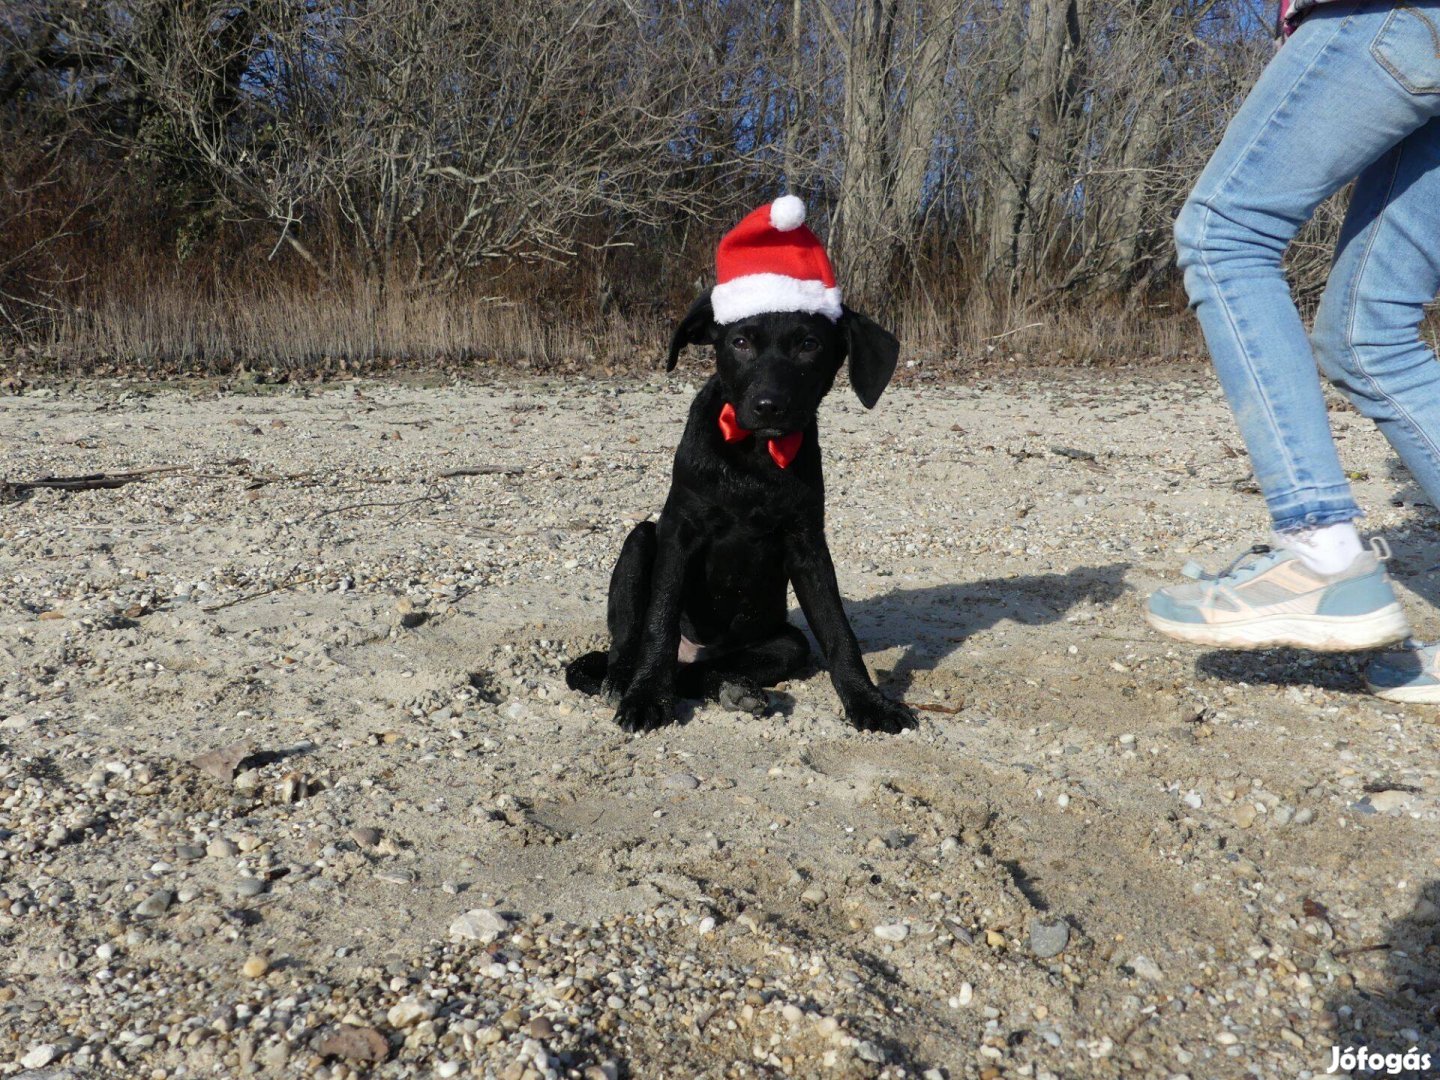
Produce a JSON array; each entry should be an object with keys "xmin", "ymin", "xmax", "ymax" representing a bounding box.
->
[{"xmin": 718, "ymin": 402, "xmax": 803, "ymax": 469}]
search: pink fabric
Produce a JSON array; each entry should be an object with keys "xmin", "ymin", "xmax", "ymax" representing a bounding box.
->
[{"xmin": 1278, "ymin": 0, "xmax": 1345, "ymax": 37}]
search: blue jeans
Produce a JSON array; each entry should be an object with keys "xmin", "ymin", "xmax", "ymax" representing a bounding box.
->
[{"xmin": 1176, "ymin": 2, "xmax": 1440, "ymax": 532}]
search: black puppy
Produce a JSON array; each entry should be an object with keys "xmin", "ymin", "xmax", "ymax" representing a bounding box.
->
[{"xmin": 565, "ymin": 286, "xmax": 916, "ymax": 734}]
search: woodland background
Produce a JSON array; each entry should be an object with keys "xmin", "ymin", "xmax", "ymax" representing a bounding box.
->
[{"xmin": 1, "ymin": 1, "xmax": 1354, "ymax": 375}]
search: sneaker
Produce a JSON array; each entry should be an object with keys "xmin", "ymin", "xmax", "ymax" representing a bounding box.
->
[
  {"xmin": 1145, "ymin": 539, "xmax": 1410, "ymax": 651},
  {"xmin": 1367, "ymin": 640, "xmax": 1440, "ymax": 703}
]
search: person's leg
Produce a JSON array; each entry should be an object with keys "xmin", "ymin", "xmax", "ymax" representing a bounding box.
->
[
  {"xmin": 1309, "ymin": 115, "xmax": 1440, "ymax": 698},
  {"xmin": 1173, "ymin": 4, "xmax": 1440, "ymax": 534},
  {"xmin": 1313, "ymin": 118, "xmax": 1440, "ymax": 503},
  {"xmin": 1148, "ymin": 4, "xmax": 1440, "ymax": 651}
]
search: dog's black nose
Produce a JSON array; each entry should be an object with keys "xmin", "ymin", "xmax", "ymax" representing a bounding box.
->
[{"xmin": 753, "ymin": 397, "xmax": 782, "ymax": 420}]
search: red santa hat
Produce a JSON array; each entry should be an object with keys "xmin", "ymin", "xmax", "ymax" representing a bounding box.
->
[{"xmin": 710, "ymin": 196, "xmax": 842, "ymax": 325}]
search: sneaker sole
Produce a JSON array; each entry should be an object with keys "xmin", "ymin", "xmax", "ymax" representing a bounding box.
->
[
  {"xmin": 1368, "ymin": 680, "xmax": 1440, "ymax": 704},
  {"xmin": 1145, "ymin": 604, "xmax": 1411, "ymax": 652}
]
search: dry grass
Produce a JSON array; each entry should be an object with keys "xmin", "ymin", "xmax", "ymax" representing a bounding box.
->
[{"xmin": 29, "ymin": 260, "xmax": 1203, "ymax": 380}]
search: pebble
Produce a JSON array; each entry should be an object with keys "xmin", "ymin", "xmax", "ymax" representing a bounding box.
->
[
  {"xmin": 134, "ymin": 889, "xmax": 173, "ymax": 918},
  {"xmin": 375, "ymin": 868, "xmax": 417, "ymax": 886},
  {"xmin": 874, "ymin": 923, "xmax": 909, "ymax": 942},
  {"xmin": 21, "ymin": 1044, "xmax": 57, "ymax": 1069},
  {"xmin": 314, "ymin": 1025, "xmax": 388, "ymax": 1063},
  {"xmin": 387, "ymin": 999, "xmax": 436, "ymax": 1027},
  {"xmin": 242, "ymin": 955, "xmax": 269, "ymax": 978},
  {"xmin": 235, "ymin": 877, "xmax": 268, "ymax": 898},
  {"xmin": 662, "ymin": 772, "xmax": 700, "ymax": 791},
  {"xmin": 1127, "ymin": 954, "xmax": 1164, "ymax": 981},
  {"xmin": 449, "ymin": 908, "xmax": 513, "ymax": 943},
  {"xmin": 1365, "ymin": 790, "xmax": 1413, "ymax": 814},
  {"xmin": 350, "ymin": 826, "xmax": 382, "ymax": 848},
  {"xmin": 1028, "ymin": 918, "xmax": 1070, "ymax": 958},
  {"xmin": 207, "ymin": 838, "xmax": 239, "ymax": 859}
]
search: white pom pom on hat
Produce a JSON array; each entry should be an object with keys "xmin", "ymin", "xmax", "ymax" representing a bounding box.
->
[{"xmin": 769, "ymin": 195, "xmax": 807, "ymax": 232}]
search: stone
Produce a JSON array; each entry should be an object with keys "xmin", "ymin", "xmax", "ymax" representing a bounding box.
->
[
  {"xmin": 387, "ymin": 999, "xmax": 436, "ymax": 1027},
  {"xmin": 350, "ymin": 827, "xmax": 382, "ymax": 848},
  {"xmin": 874, "ymin": 923, "xmax": 909, "ymax": 943},
  {"xmin": 315, "ymin": 1025, "xmax": 389, "ymax": 1063},
  {"xmin": 449, "ymin": 908, "xmax": 512, "ymax": 943},
  {"xmin": 1127, "ymin": 954, "xmax": 1163, "ymax": 981},
  {"xmin": 235, "ymin": 877, "xmax": 267, "ymax": 898},
  {"xmin": 134, "ymin": 889, "xmax": 173, "ymax": 918},
  {"xmin": 21, "ymin": 1044, "xmax": 57, "ymax": 1069},
  {"xmin": 662, "ymin": 772, "xmax": 700, "ymax": 791},
  {"xmin": 207, "ymin": 837, "xmax": 239, "ymax": 859},
  {"xmin": 242, "ymin": 955, "xmax": 269, "ymax": 978},
  {"xmin": 1366, "ymin": 790, "xmax": 1414, "ymax": 814},
  {"xmin": 194, "ymin": 741, "xmax": 252, "ymax": 783},
  {"xmin": 1028, "ymin": 918, "xmax": 1070, "ymax": 959}
]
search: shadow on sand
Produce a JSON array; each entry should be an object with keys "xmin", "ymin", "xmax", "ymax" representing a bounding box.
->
[
  {"xmin": 819, "ymin": 562, "xmax": 1133, "ymax": 696},
  {"xmin": 1324, "ymin": 880, "xmax": 1440, "ymax": 1078}
]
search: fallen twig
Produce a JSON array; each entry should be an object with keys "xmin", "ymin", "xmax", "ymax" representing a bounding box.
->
[
  {"xmin": 1333, "ymin": 942, "xmax": 1391, "ymax": 959},
  {"xmin": 906, "ymin": 701, "xmax": 965, "ymax": 715},
  {"xmin": 438, "ymin": 465, "xmax": 524, "ymax": 478},
  {"xmin": 202, "ymin": 575, "xmax": 324, "ymax": 612},
  {"xmin": 2, "ymin": 465, "xmax": 189, "ymax": 496},
  {"xmin": 309, "ymin": 494, "xmax": 439, "ymax": 519}
]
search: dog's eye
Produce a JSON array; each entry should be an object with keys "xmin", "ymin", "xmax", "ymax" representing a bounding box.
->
[
  {"xmin": 799, "ymin": 337, "xmax": 820, "ymax": 353},
  {"xmin": 731, "ymin": 336, "xmax": 751, "ymax": 352}
]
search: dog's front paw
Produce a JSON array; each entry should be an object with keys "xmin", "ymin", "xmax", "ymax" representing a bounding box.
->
[
  {"xmin": 844, "ymin": 692, "xmax": 917, "ymax": 734},
  {"xmin": 613, "ymin": 691, "xmax": 676, "ymax": 733},
  {"xmin": 600, "ymin": 662, "xmax": 636, "ymax": 705}
]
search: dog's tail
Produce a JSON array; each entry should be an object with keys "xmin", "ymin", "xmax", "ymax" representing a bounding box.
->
[{"xmin": 564, "ymin": 651, "xmax": 608, "ymax": 697}]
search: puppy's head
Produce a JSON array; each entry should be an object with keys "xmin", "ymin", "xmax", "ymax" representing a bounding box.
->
[{"xmin": 667, "ymin": 291, "xmax": 900, "ymax": 435}]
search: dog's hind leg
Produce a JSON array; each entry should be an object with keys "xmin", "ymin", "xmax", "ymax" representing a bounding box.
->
[
  {"xmin": 676, "ymin": 624, "xmax": 810, "ymax": 711},
  {"xmin": 564, "ymin": 521, "xmax": 657, "ymax": 699}
]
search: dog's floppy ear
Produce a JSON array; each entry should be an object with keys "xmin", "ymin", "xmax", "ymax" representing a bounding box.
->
[
  {"xmin": 666, "ymin": 290, "xmax": 716, "ymax": 371},
  {"xmin": 840, "ymin": 305, "xmax": 900, "ymax": 409}
]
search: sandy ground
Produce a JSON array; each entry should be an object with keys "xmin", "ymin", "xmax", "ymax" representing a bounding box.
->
[{"xmin": 3, "ymin": 368, "xmax": 1440, "ymax": 1080}]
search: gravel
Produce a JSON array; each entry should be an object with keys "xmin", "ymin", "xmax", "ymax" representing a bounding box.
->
[{"xmin": 3, "ymin": 371, "xmax": 1440, "ymax": 1077}]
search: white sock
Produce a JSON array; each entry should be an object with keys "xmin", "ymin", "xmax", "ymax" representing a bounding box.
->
[{"xmin": 1274, "ymin": 522, "xmax": 1365, "ymax": 575}]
